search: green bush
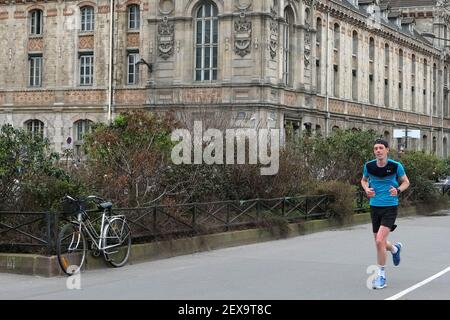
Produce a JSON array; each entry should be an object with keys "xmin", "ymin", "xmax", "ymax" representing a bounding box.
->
[
  {"xmin": 398, "ymin": 151, "xmax": 444, "ymax": 202},
  {"xmin": 0, "ymin": 124, "xmax": 83, "ymax": 211},
  {"xmin": 313, "ymin": 180, "xmax": 356, "ymax": 224}
]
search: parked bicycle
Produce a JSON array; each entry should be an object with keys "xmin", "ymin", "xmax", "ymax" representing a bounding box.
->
[{"xmin": 57, "ymin": 195, "xmax": 132, "ymax": 275}]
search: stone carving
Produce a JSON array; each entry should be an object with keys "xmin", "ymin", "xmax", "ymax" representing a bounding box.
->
[
  {"xmin": 235, "ymin": 0, "xmax": 252, "ymax": 10},
  {"xmin": 269, "ymin": 8, "xmax": 278, "ymax": 59},
  {"xmin": 158, "ymin": 16, "xmax": 174, "ymax": 60},
  {"xmin": 234, "ymin": 12, "xmax": 252, "ymax": 57},
  {"xmin": 304, "ymin": 29, "xmax": 311, "ymax": 67}
]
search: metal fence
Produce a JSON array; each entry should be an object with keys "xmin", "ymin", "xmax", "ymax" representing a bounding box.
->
[{"xmin": 0, "ymin": 194, "xmax": 354, "ymax": 254}]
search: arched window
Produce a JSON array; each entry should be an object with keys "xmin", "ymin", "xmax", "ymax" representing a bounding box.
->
[
  {"xmin": 333, "ymin": 23, "xmax": 340, "ymax": 50},
  {"xmin": 127, "ymin": 4, "xmax": 140, "ymax": 30},
  {"xmin": 74, "ymin": 119, "xmax": 93, "ymax": 142},
  {"xmin": 352, "ymin": 31, "xmax": 358, "ymax": 56},
  {"xmin": 25, "ymin": 119, "xmax": 44, "ymax": 138},
  {"xmin": 29, "ymin": 9, "xmax": 43, "ymax": 35},
  {"xmin": 333, "ymin": 24, "xmax": 340, "ymax": 97},
  {"xmin": 352, "ymin": 31, "xmax": 358, "ymax": 101},
  {"xmin": 433, "ymin": 136, "xmax": 437, "ymax": 154},
  {"xmin": 384, "ymin": 131, "xmax": 390, "ymax": 145},
  {"xmin": 384, "ymin": 44, "xmax": 390, "ymax": 107},
  {"xmin": 424, "ymin": 59, "xmax": 428, "ymax": 114},
  {"xmin": 283, "ymin": 7, "xmax": 294, "ymax": 86},
  {"xmin": 81, "ymin": 6, "xmax": 94, "ymax": 32},
  {"xmin": 411, "ymin": 54, "xmax": 416, "ymax": 112},
  {"xmin": 398, "ymin": 49, "xmax": 404, "ymax": 109},
  {"xmin": 422, "ymin": 134, "xmax": 428, "ymax": 152},
  {"xmin": 369, "ymin": 37, "xmax": 375, "ymax": 62},
  {"xmin": 316, "ymin": 17, "xmax": 322, "ymax": 93},
  {"xmin": 73, "ymin": 119, "xmax": 93, "ymax": 159},
  {"xmin": 444, "ymin": 137, "xmax": 448, "ymax": 158},
  {"xmin": 195, "ymin": 2, "xmax": 219, "ymax": 81}
]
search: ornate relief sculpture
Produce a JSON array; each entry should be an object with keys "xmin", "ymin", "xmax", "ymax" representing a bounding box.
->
[{"xmin": 158, "ymin": 16, "xmax": 174, "ymax": 60}]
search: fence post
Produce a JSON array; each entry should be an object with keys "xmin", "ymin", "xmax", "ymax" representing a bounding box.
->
[
  {"xmin": 192, "ymin": 204, "xmax": 197, "ymax": 232},
  {"xmin": 305, "ymin": 198, "xmax": 309, "ymax": 221},
  {"xmin": 46, "ymin": 212, "xmax": 53, "ymax": 255},
  {"xmin": 282, "ymin": 198, "xmax": 286, "ymax": 217},
  {"xmin": 256, "ymin": 199, "xmax": 260, "ymax": 221},
  {"xmin": 226, "ymin": 203, "xmax": 230, "ymax": 231},
  {"xmin": 153, "ymin": 207, "xmax": 157, "ymax": 234}
]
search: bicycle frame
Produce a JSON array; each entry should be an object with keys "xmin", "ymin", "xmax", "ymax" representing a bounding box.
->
[{"xmin": 71, "ymin": 209, "xmax": 127, "ymax": 252}]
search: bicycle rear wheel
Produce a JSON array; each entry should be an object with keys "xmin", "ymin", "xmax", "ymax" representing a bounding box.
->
[
  {"xmin": 57, "ymin": 223, "xmax": 87, "ymax": 275},
  {"xmin": 103, "ymin": 218, "xmax": 131, "ymax": 267}
]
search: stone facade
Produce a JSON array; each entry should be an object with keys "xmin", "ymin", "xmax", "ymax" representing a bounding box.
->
[{"xmin": 1, "ymin": 0, "xmax": 450, "ymax": 157}]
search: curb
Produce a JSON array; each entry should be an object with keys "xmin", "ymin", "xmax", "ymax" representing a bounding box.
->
[{"xmin": 0, "ymin": 205, "xmax": 440, "ymax": 277}]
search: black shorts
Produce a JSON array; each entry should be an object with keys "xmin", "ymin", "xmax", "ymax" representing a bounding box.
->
[{"xmin": 370, "ymin": 206, "xmax": 398, "ymax": 233}]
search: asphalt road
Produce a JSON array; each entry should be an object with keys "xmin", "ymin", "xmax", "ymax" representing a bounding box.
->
[{"xmin": 1, "ymin": 212, "xmax": 450, "ymax": 300}]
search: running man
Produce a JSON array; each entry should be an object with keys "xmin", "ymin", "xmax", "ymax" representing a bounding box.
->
[{"xmin": 361, "ymin": 139, "xmax": 410, "ymax": 289}]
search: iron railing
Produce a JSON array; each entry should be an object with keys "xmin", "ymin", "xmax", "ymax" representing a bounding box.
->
[{"xmin": 0, "ymin": 194, "xmax": 359, "ymax": 254}]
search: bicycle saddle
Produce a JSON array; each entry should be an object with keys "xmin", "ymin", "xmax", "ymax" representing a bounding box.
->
[{"xmin": 99, "ymin": 202, "xmax": 113, "ymax": 210}]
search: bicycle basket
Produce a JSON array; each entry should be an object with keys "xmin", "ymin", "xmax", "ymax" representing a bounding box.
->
[{"xmin": 61, "ymin": 197, "xmax": 79, "ymax": 215}]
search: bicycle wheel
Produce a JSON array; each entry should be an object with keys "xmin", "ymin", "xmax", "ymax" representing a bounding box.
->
[
  {"xmin": 57, "ymin": 223, "xmax": 87, "ymax": 275},
  {"xmin": 103, "ymin": 217, "xmax": 131, "ymax": 267}
]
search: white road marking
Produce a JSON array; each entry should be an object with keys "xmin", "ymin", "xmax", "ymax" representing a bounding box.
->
[{"xmin": 385, "ymin": 266, "xmax": 450, "ymax": 300}]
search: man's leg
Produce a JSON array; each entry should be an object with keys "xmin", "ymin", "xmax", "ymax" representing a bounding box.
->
[{"xmin": 374, "ymin": 225, "xmax": 391, "ymax": 266}]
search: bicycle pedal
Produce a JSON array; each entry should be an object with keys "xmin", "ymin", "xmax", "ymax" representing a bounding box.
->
[{"xmin": 91, "ymin": 250, "xmax": 101, "ymax": 257}]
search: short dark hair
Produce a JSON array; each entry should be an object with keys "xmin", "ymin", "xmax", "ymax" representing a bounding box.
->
[{"xmin": 374, "ymin": 139, "xmax": 389, "ymax": 148}]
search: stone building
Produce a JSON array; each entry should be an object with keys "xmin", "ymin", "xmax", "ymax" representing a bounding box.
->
[{"xmin": 1, "ymin": 0, "xmax": 450, "ymax": 158}]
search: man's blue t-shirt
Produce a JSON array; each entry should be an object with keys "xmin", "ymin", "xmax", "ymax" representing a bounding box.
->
[{"xmin": 363, "ymin": 159, "xmax": 406, "ymax": 207}]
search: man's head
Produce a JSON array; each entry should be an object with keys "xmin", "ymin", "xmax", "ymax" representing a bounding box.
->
[{"xmin": 373, "ymin": 139, "xmax": 389, "ymax": 161}]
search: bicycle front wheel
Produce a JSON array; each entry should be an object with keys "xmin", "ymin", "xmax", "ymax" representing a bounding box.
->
[
  {"xmin": 103, "ymin": 218, "xmax": 131, "ymax": 267},
  {"xmin": 57, "ymin": 223, "xmax": 87, "ymax": 275}
]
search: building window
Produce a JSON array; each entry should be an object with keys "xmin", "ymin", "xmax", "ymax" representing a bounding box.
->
[
  {"xmin": 433, "ymin": 136, "xmax": 437, "ymax": 154},
  {"xmin": 128, "ymin": 5, "xmax": 140, "ymax": 30},
  {"xmin": 399, "ymin": 50, "xmax": 403, "ymax": 110},
  {"xmin": 384, "ymin": 44, "xmax": 390, "ymax": 67},
  {"xmin": 352, "ymin": 69, "xmax": 358, "ymax": 101},
  {"xmin": 424, "ymin": 59, "xmax": 428, "ymax": 114},
  {"xmin": 25, "ymin": 119, "xmax": 44, "ymax": 138},
  {"xmin": 352, "ymin": 31, "xmax": 358, "ymax": 101},
  {"xmin": 29, "ymin": 9, "xmax": 43, "ymax": 35},
  {"xmin": 283, "ymin": 7, "xmax": 294, "ymax": 86},
  {"xmin": 81, "ymin": 6, "xmax": 94, "ymax": 32},
  {"xmin": 28, "ymin": 55, "xmax": 42, "ymax": 87},
  {"xmin": 333, "ymin": 24, "xmax": 340, "ymax": 50},
  {"xmin": 411, "ymin": 55, "xmax": 416, "ymax": 112},
  {"xmin": 74, "ymin": 119, "xmax": 93, "ymax": 159},
  {"xmin": 369, "ymin": 74, "xmax": 374, "ymax": 104},
  {"xmin": 433, "ymin": 64, "xmax": 437, "ymax": 115},
  {"xmin": 79, "ymin": 53, "xmax": 94, "ymax": 86},
  {"xmin": 444, "ymin": 137, "xmax": 448, "ymax": 158},
  {"xmin": 316, "ymin": 18, "xmax": 322, "ymax": 93},
  {"xmin": 195, "ymin": 2, "xmax": 219, "ymax": 82},
  {"xmin": 423, "ymin": 135, "xmax": 428, "ymax": 152},
  {"xmin": 369, "ymin": 37, "xmax": 375, "ymax": 62},
  {"xmin": 352, "ymin": 31, "xmax": 358, "ymax": 56},
  {"xmin": 333, "ymin": 65, "xmax": 339, "ymax": 97},
  {"xmin": 316, "ymin": 18, "xmax": 322, "ymax": 44},
  {"xmin": 127, "ymin": 52, "xmax": 139, "ymax": 85},
  {"xmin": 384, "ymin": 79, "xmax": 389, "ymax": 107}
]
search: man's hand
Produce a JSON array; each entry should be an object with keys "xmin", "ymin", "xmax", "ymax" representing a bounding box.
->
[
  {"xmin": 365, "ymin": 188, "xmax": 375, "ymax": 198},
  {"xmin": 389, "ymin": 186, "xmax": 399, "ymax": 196}
]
